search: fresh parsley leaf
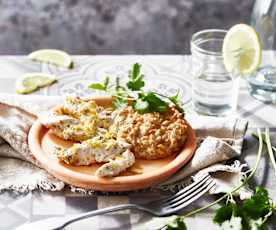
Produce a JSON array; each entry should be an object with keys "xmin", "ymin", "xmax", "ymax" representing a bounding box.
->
[
  {"xmin": 213, "ymin": 203, "xmax": 236, "ymax": 225},
  {"xmin": 89, "ymin": 83, "xmax": 106, "ymax": 91},
  {"xmin": 127, "ymin": 63, "xmax": 145, "ymax": 91},
  {"xmin": 168, "ymin": 89, "xmax": 184, "ymax": 113},
  {"xmin": 213, "ymin": 187, "xmax": 275, "ymax": 230},
  {"xmin": 256, "ymin": 186, "xmax": 268, "ymax": 197},
  {"xmin": 136, "ymin": 92, "xmax": 168, "ymax": 113},
  {"xmin": 165, "ymin": 216, "xmax": 187, "ymax": 230},
  {"xmin": 145, "ymin": 92, "xmax": 168, "ymax": 112},
  {"xmin": 242, "ymin": 186, "xmax": 271, "ymax": 220},
  {"xmin": 89, "ymin": 76, "xmax": 109, "ymax": 91},
  {"xmin": 133, "ymin": 98, "xmax": 150, "ymax": 114}
]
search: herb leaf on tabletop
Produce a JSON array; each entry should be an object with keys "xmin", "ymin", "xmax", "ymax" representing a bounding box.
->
[
  {"xmin": 213, "ymin": 202, "xmax": 237, "ymax": 225},
  {"xmin": 213, "ymin": 186, "xmax": 275, "ymax": 230},
  {"xmin": 165, "ymin": 216, "xmax": 187, "ymax": 230}
]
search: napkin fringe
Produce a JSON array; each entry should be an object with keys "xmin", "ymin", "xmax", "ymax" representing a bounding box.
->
[
  {"xmin": 0, "ymin": 180, "xmax": 65, "ymax": 194},
  {"xmin": 69, "ymin": 186, "xmax": 96, "ymax": 195}
]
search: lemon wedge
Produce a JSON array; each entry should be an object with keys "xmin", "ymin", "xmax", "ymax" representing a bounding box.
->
[
  {"xmin": 223, "ymin": 24, "xmax": 262, "ymax": 75},
  {"xmin": 16, "ymin": 73, "xmax": 57, "ymax": 94},
  {"xmin": 28, "ymin": 49, "xmax": 73, "ymax": 68}
]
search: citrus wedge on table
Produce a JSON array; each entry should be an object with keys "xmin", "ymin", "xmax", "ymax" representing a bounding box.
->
[
  {"xmin": 28, "ymin": 49, "xmax": 73, "ymax": 68},
  {"xmin": 223, "ymin": 24, "xmax": 262, "ymax": 75},
  {"xmin": 16, "ymin": 73, "xmax": 57, "ymax": 94}
]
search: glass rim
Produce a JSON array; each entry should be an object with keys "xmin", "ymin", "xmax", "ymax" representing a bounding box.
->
[{"xmin": 191, "ymin": 29, "xmax": 234, "ymax": 57}]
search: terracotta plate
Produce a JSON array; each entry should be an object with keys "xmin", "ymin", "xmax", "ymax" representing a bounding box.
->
[{"xmin": 28, "ymin": 96, "xmax": 197, "ymax": 192}]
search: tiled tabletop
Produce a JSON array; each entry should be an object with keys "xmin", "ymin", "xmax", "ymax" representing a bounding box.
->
[{"xmin": 0, "ymin": 53, "xmax": 276, "ymax": 229}]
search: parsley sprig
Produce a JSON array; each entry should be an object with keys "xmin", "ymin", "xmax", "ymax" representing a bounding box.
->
[
  {"xmin": 88, "ymin": 63, "xmax": 184, "ymax": 114},
  {"xmin": 213, "ymin": 186, "xmax": 276, "ymax": 229}
]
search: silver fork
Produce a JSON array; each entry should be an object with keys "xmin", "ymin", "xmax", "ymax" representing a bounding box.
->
[{"xmin": 15, "ymin": 174, "xmax": 215, "ymax": 230}]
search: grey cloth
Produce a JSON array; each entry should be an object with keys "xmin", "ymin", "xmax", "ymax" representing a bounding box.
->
[{"xmin": 0, "ymin": 93, "xmax": 248, "ymax": 194}]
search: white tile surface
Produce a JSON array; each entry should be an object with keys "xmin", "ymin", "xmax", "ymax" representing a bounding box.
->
[
  {"xmin": 32, "ymin": 193, "xmax": 66, "ymax": 216},
  {"xmin": 97, "ymin": 196, "xmax": 130, "ymax": 214}
]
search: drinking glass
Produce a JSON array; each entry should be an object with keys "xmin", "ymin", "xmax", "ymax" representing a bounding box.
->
[
  {"xmin": 190, "ymin": 29, "xmax": 240, "ymax": 116},
  {"xmin": 249, "ymin": 0, "xmax": 276, "ymax": 103}
]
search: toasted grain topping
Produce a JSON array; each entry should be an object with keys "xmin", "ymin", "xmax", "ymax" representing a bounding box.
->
[{"xmin": 110, "ymin": 106, "xmax": 188, "ymax": 159}]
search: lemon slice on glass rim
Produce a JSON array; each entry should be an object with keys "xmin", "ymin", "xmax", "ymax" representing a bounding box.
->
[
  {"xmin": 223, "ymin": 24, "xmax": 262, "ymax": 75},
  {"xmin": 28, "ymin": 49, "xmax": 73, "ymax": 69},
  {"xmin": 16, "ymin": 73, "xmax": 57, "ymax": 94}
]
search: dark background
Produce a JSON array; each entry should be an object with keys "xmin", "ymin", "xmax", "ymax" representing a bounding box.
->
[{"xmin": 0, "ymin": 0, "xmax": 253, "ymax": 54}]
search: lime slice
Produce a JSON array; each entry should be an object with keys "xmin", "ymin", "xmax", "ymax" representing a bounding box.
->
[
  {"xmin": 223, "ymin": 24, "xmax": 262, "ymax": 75},
  {"xmin": 16, "ymin": 73, "xmax": 57, "ymax": 94},
  {"xmin": 28, "ymin": 49, "xmax": 73, "ymax": 68}
]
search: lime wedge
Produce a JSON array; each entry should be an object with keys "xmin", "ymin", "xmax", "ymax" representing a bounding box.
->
[
  {"xmin": 223, "ymin": 24, "xmax": 262, "ymax": 75},
  {"xmin": 16, "ymin": 73, "xmax": 57, "ymax": 94},
  {"xmin": 28, "ymin": 49, "xmax": 73, "ymax": 68}
]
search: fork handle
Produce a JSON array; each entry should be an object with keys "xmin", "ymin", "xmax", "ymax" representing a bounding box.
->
[{"xmin": 59, "ymin": 204, "xmax": 146, "ymax": 229}]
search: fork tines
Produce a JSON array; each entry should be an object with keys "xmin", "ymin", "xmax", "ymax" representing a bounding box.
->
[{"xmin": 162, "ymin": 174, "xmax": 216, "ymax": 214}]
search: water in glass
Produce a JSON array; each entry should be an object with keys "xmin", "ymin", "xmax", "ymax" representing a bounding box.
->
[{"xmin": 191, "ymin": 29, "xmax": 239, "ymax": 116}]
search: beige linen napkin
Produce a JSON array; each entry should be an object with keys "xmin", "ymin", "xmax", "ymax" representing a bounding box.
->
[{"xmin": 0, "ymin": 94, "xmax": 248, "ymax": 195}]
